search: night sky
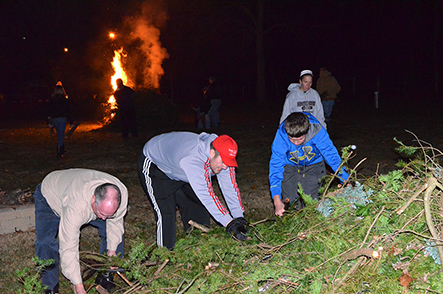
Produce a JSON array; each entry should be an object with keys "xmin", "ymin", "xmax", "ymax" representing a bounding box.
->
[{"xmin": 0, "ymin": 0, "xmax": 441, "ymax": 112}]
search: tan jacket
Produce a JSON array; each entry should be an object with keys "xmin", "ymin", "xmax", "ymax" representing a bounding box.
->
[
  {"xmin": 41, "ymin": 168, "xmax": 128, "ymax": 285},
  {"xmin": 316, "ymin": 69, "xmax": 341, "ymax": 101}
]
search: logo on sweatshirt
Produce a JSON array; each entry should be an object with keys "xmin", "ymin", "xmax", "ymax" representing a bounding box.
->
[{"xmin": 289, "ymin": 146, "xmax": 315, "ymax": 163}]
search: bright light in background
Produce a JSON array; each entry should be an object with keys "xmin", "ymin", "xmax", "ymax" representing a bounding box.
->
[
  {"xmin": 64, "ymin": 48, "xmax": 68, "ymax": 52},
  {"xmin": 109, "ymin": 32, "xmax": 115, "ymax": 39}
]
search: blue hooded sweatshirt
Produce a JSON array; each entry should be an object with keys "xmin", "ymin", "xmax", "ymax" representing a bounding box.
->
[{"xmin": 269, "ymin": 112, "xmax": 348, "ymax": 199}]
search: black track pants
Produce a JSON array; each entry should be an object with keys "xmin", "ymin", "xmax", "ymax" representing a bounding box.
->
[{"xmin": 137, "ymin": 153, "xmax": 210, "ymax": 250}]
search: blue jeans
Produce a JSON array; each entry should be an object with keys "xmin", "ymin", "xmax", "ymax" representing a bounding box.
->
[
  {"xmin": 322, "ymin": 100, "xmax": 335, "ymax": 120},
  {"xmin": 195, "ymin": 106, "xmax": 209, "ymax": 130},
  {"xmin": 33, "ymin": 184, "xmax": 124, "ymax": 290},
  {"xmin": 51, "ymin": 117, "xmax": 67, "ymax": 147},
  {"xmin": 207, "ymin": 99, "xmax": 222, "ymax": 128}
]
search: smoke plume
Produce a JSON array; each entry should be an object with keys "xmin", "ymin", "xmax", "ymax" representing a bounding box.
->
[{"xmin": 125, "ymin": 1, "xmax": 169, "ymax": 90}]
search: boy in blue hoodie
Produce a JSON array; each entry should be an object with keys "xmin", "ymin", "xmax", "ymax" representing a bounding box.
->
[{"xmin": 269, "ymin": 112, "xmax": 348, "ymax": 216}]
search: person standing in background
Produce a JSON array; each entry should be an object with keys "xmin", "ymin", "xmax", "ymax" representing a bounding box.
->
[
  {"xmin": 47, "ymin": 81, "xmax": 73, "ymax": 159},
  {"xmin": 316, "ymin": 68, "xmax": 341, "ymax": 123},
  {"xmin": 279, "ymin": 70, "xmax": 326, "ymax": 129},
  {"xmin": 204, "ymin": 76, "xmax": 222, "ymax": 129},
  {"xmin": 114, "ymin": 78, "xmax": 138, "ymax": 138}
]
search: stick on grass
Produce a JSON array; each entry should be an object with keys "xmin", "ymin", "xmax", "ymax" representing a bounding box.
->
[{"xmin": 188, "ymin": 220, "xmax": 210, "ymax": 233}]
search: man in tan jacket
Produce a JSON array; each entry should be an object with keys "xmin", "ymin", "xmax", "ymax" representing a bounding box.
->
[
  {"xmin": 33, "ymin": 169, "xmax": 128, "ymax": 294},
  {"xmin": 316, "ymin": 68, "xmax": 341, "ymax": 122}
]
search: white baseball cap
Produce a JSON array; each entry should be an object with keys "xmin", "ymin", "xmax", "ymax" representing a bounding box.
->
[{"xmin": 300, "ymin": 69, "xmax": 313, "ymax": 77}]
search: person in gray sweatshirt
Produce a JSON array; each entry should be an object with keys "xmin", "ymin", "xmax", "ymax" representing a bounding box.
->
[
  {"xmin": 137, "ymin": 132, "xmax": 247, "ymax": 250},
  {"xmin": 279, "ymin": 69, "xmax": 326, "ymax": 129}
]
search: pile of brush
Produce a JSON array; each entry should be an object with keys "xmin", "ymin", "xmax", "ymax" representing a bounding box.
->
[{"xmin": 21, "ymin": 133, "xmax": 443, "ymax": 293}]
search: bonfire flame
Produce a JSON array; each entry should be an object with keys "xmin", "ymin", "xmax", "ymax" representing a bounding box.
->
[
  {"xmin": 111, "ymin": 48, "xmax": 129, "ymax": 90},
  {"xmin": 103, "ymin": 48, "xmax": 130, "ymax": 125}
]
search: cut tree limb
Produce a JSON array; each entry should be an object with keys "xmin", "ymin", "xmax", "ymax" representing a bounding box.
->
[
  {"xmin": 154, "ymin": 259, "xmax": 169, "ymax": 277},
  {"xmin": 328, "ymin": 256, "xmax": 366, "ymax": 294},
  {"xmin": 116, "ymin": 271, "xmax": 132, "ymax": 286},
  {"xmin": 360, "ymin": 206, "xmax": 385, "ymax": 248},
  {"xmin": 396, "ymin": 183, "xmax": 427, "ymax": 215},
  {"xmin": 341, "ymin": 248, "xmax": 379, "ymax": 261},
  {"xmin": 95, "ymin": 284, "xmax": 109, "ymax": 294},
  {"xmin": 188, "ymin": 220, "xmax": 210, "ymax": 233}
]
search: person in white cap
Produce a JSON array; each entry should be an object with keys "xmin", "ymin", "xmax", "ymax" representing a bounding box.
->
[
  {"xmin": 137, "ymin": 132, "xmax": 247, "ymax": 250},
  {"xmin": 279, "ymin": 69, "xmax": 326, "ymax": 129}
]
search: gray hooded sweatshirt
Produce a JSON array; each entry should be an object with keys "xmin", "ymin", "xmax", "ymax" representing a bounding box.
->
[
  {"xmin": 279, "ymin": 83, "xmax": 326, "ymax": 129},
  {"xmin": 142, "ymin": 131, "xmax": 244, "ymax": 226}
]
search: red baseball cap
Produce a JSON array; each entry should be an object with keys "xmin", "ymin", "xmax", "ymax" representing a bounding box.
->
[{"xmin": 212, "ymin": 135, "xmax": 238, "ymax": 167}]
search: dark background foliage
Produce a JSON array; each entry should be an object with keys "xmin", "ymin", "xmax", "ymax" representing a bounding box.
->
[{"xmin": 1, "ymin": 0, "xmax": 442, "ymax": 120}]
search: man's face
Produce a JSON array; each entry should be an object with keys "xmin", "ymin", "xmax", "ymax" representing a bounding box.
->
[
  {"xmin": 209, "ymin": 149, "xmax": 228, "ymax": 174},
  {"xmin": 299, "ymin": 76, "xmax": 312, "ymax": 92},
  {"xmin": 289, "ymin": 135, "xmax": 306, "ymax": 146}
]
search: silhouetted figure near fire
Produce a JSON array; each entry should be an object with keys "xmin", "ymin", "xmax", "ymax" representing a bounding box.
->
[
  {"xmin": 47, "ymin": 82, "xmax": 73, "ymax": 159},
  {"xmin": 114, "ymin": 78, "xmax": 138, "ymax": 138}
]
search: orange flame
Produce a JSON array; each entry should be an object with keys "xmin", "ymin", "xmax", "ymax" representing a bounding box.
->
[
  {"xmin": 111, "ymin": 48, "xmax": 129, "ymax": 90},
  {"xmin": 104, "ymin": 48, "xmax": 130, "ymax": 124}
]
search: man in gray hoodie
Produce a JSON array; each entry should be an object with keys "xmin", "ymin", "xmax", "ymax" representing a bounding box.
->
[{"xmin": 137, "ymin": 132, "xmax": 247, "ymax": 250}]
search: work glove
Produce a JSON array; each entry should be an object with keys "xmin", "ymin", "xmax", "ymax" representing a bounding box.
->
[
  {"xmin": 226, "ymin": 217, "xmax": 248, "ymax": 241},
  {"xmin": 236, "ymin": 217, "xmax": 248, "ymax": 233}
]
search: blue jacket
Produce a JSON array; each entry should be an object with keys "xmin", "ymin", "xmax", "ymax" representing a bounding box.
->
[{"xmin": 269, "ymin": 112, "xmax": 348, "ymax": 199}]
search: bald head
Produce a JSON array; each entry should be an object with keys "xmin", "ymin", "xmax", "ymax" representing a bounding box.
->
[{"xmin": 92, "ymin": 183, "xmax": 121, "ymax": 219}]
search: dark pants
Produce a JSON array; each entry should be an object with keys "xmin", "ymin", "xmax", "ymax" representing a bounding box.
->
[
  {"xmin": 33, "ymin": 184, "xmax": 124, "ymax": 291},
  {"xmin": 137, "ymin": 153, "xmax": 210, "ymax": 250},
  {"xmin": 281, "ymin": 161, "xmax": 326, "ymax": 209},
  {"xmin": 120, "ymin": 110, "xmax": 137, "ymax": 137},
  {"xmin": 51, "ymin": 117, "xmax": 67, "ymax": 147}
]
